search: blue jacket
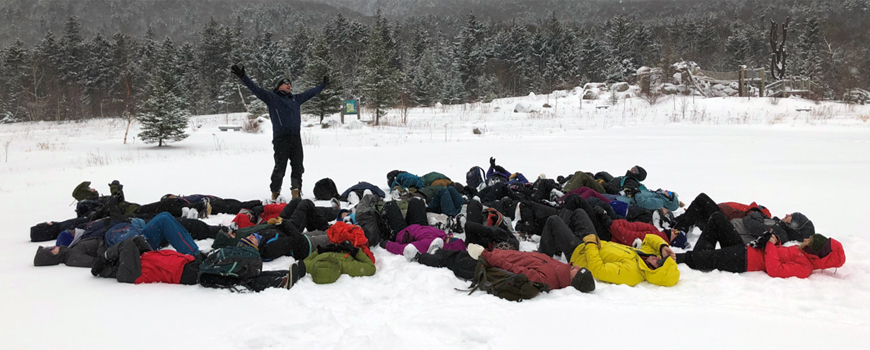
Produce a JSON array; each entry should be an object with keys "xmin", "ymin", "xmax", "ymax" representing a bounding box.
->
[
  {"xmin": 103, "ymin": 218, "xmax": 146, "ymax": 247},
  {"xmin": 239, "ymin": 76, "xmax": 324, "ymax": 138}
]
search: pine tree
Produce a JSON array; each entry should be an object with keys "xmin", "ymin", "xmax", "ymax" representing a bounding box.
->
[
  {"xmin": 1, "ymin": 39, "xmax": 29, "ymax": 122},
  {"xmin": 360, "ymin": 10, "xmax": 399, "ymax": 125},
  {"xmin": 138, "ymin": 73, "xmax": 189, "ymax": 147},
  {"xmin": 580, "ymin": 37, "xmax": 606, "ymax": 82},
  {"xmin": 725, "ymin": 24, "xmax": 752, "ymax": 68},
  {"xmin": 797, "ymin": 18, "xmax": 823, "ymax": 83},
  {"xmin": 454, "ymin": 13, "xmax": 486, "ymax": 101},
  {"xmin": 302, "ymin": 34, "xmax": 344, "ymax": 123},
  {"xmin": 412, "ymin": 48, "xmax": 442, "ymax": 107}
]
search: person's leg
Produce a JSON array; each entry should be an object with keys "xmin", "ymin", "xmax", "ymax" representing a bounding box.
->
[
  {"xmin": 465, "ymin": 199, "xmax": 485, "ymax": 224},
  {"xmin": 538, "ymin": 216, "xmax": 582, "ymax": 258},
  {"xmin": 418, "ymin": 249, "xmax": 478, "ymax": 280},
  {"xmin": 682, "ymin": 245, "xmax": 747, "ymax": 273},
  {"xmin": 561, "ymin": 195, "xmax": 609, "ymax": 240},
  {"xmin": 438, "ymin": 186, "xmax": 464, "ymax": 217},
  {"xmin": 285, "ymin": 199, "xmax": 330, "ymax": 232},
  {"xmin": 140, "ymin": 212, "xmax": 199, "ymax": 255},
  {"xmin": 674, "ymin": 193, "xmax": 721, "ymax": 232},
  {"xmin": 279, "ymin": 197, "xmax": 302, "ymax": 219},
  {"xmin": 383, "ymin": 200, "xmax": 409, "ymax": 236},
  {"xmin": 249, "ymin": 270, "xmax": 291, "ymax": 292},
  {"xmin": 405, "ymin": 197, "xmax": 429, "ymax": 226},
  {"xmin": 288, "ymin": 134, "xmax": 305, "ymax": 193},
  {"xmin": 176, "ymin": 217, "xmax": 214, "ymax": 240},
  {"xmin": 270, "ymin": 136, "xmax": 292, "ymax": 194},
  {"xmin": 113, "ymin": 236, "xmax": 151, "ymax": 283},
  {"xmin": 703, "ymin": 211, "xmax": 745, "ymax": 248},
  {"xmin": 563, "ymin": 171, "xmax": 606, "ymax": 193}
]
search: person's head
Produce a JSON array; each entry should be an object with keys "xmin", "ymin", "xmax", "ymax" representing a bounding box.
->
[
  {"xmin": 569, "ymin": 265, "xmax": 595, "ymax": 293},
  {"xmin": 787, "ymin": 212, "xmax": 815, "ymax": 238},
  {"xmin": 336, "ymin": 209, "xmax": 351, "ymax": 222},
  {"xmin": 56, "ymin": 230, "xmax": 74, "ymax": 247},
  {"xmin": 72, "ymin": 181, "xmax": 99, "ymax": 201},
  {"xmin": 801, "ymin": 234, "xmax": 832, "ymax": 258},
  {"xmin": 33, "ymin": 246, "xmax": 64, "ymax": 266},
  {"xmin": 628, "ymin": 165, "xmax": 647, "ymax": 181},
  {"xmin": 238, "ymin": 233, "xmax": 261, "ymax": 249},
  {"xmin": 275, "ymin": 77, "xmax": 292, "ymax": 93},
  {"xmin": 643, "ymin": 255, "xmax": 667, "ymax": 269}
]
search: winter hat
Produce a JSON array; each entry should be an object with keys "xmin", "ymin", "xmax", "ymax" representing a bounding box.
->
[
  {"xmin": 467, "ymin": 244, "xmax": 485, "ymax": 260},
  {"xmin": 274, "ymin": 76, "xmax": 292, "ymax": 90},
  {"xmin": 803, "ymin": 234, "xmax": 832, "ymax": 258},
  {"xmin": 669, "ymin": 230, "xmax": 690, "ymax": 249},
  {"xmin": 571, "ymin": 267, "xmax": 595, "ymax": 293},
  {"xmin": 56, "ymin": 230, "xmax": 74, "ymax": 247},
  {"xmin": 33, "ymin": 246, "xmax": 65, "ymax": 266},
  {"xmin": 789, "ymin": 212, "xmax": 815, "ymax": 238},
  {"xmin": 72, "ymin": 181, "xmax": 99, "ymax": 201},
  {"xmin": 239, "ymin": 233, "xmax": 262, "ymax": 249},
  {"xmin": 336, "ymin": 209, "xmax": 351, "ymax": 222}
]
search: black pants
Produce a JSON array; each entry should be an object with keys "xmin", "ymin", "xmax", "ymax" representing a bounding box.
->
[
  {"xmin": 383, "ymin": 198, "xmax": 428, "ymax": 239},
  {"xmin": 199, "ymin": 270, "xmax": 288, "ymax": 292},
  {"xmin": 210, "ymin": 198, "xmax": 260, "ymax": 215},
  {"xmin": 418, "ymin": 249, "xmax": 478, "ymax": 280},
  {"xmin": 464, "ymin": 222, "xmax": 518, "ymax": 250},
  {"xmin": 538, "ymin": 216, "xmax": 582, "ymax": 259},
  {"xmin": 279, "ymin": 198, "xmax": 332, "ymax": 233},
  {"xmin": 674, "ymin": 192, "xmax": 721, "ymax": 232},
  {"xmin": 271, "ymin": 134, "xmax": 304, "ymax": 193},
  {"xmin": 562, "ymin": 194, "xmax": 611, "ymax": 241},
  {"xmin": 98, "ymin": 236, "xmax": 153, "ymax": 283},
  {"xmin": 680, "ymin": 211, "xmax": 747, "ymax": 273}
]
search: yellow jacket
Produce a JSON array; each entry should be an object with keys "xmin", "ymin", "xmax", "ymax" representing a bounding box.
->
[{"xmin": 569, "ymin": 234, "xmax": 680, "ymax": 287}]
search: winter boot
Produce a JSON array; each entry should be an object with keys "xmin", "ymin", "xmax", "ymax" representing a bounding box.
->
[
  {"xmin": 291, "ymin": 188, "xmax": 301, "ymax": 199},
  {"xmin": 403, "ymin": 244, "xmax": 420, "ymax": 262},
  {"xmin": 281, "ymin": 261, "xmax": 306, "ymax": 289},
  {"xmin": 330, "ymin": 197, "xmax": 341, "ymax": 211},
  {"xmin": 428, "ymin": 238, "xmax": 444, "ymax": 254},
  {"xmin": 271, "ymin": 191, "xmax": 281, "ymax": 202}
]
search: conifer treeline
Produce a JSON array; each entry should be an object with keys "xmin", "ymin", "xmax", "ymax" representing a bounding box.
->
[{"xmin": 1, "ymin": 0, "xmax": 868, "ymax": 122}]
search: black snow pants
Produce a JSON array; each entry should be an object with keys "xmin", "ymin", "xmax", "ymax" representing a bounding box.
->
[
  {"xmin": 674, "ymin": 192, "xmax": 722, "ymax": 232},
  {"xmin": 417, "ymin": 249, "xmax": 478, "ymax": 280},
  {"xmin": 271, "ymin": 134, "xmax": 304, "ymax": 193},
  {"xmin": 679, "ymin": 211, "xmax": 747, "ymax": 273},
  {"xmin": 538, "ymin": 216, "xmax": 583, "ymax": 259}
]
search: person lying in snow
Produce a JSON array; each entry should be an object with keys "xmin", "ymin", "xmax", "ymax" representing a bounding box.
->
[
  {"xmin": 283, "ymin": 241, "xmax": 376, "ymax": 288},
  {"xmin": 231, "ymin": 198, "xmax": 339, "ymax": 229},
  {"xmin": 676, "ymin": 211, "xmax": 845, "ymax": 278},
  {"xmin": 537, "ymin": 209, "xmax": 680, "ymax": 287},
  {"xmin": 89, "ymin": 236, "xmax": 294, "ymax": 291},
  {"xmin": 413, "ymin": 243, "xmax": 595, "ymax": 293},
  {"xmin": 673, "ymin": 192, "xmax": 815, "ymax": 244}
]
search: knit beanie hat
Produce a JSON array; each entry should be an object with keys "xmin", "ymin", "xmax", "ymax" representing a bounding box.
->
[
  {"xmin": 56, "ymin": 230, "xmax": 74, "ymax": 247},
  {"xmin": 239, "ymin": 233, "xmax": 262, "ymax": 249},
  {"xmin": 34, "ymin": 246, "xmax": 66, "ymax": 266},
  {"xmin": 631, "ymin": 165, "xmax": 647, "ymax": 181},
  {"xmin": 274, "ymin": 76, "xmax": 292, "ymax": 90},
  {"xmin": 788, "ymin": 212, "xmax": 815, "ymax": 238},
  {"xmin": 803, "ymin": 234, "xmax": 831, "ymax": 257},
  {"xmin": 336, "ymin": 209, "xmax": 351, "ymax": 222},
  {"xmin": 571, "ymin": 267, "xmax": 595, "ymax": 293}
]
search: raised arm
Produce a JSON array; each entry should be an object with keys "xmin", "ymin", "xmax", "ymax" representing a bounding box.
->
[{"xmin": 232, "ymin": 65, "xmax": 272, "ymax": 104}]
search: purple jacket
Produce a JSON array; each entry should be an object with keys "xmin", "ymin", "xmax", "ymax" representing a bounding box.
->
[{"xmin": 385, "ymin": 224, "xmax": 466, "ymax": 255}]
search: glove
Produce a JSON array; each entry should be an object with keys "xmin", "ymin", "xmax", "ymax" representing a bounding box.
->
[
  {"xmin": 582, "ymin": 234, "xmax": 601, "ymax": 248},
  {"xmin": 467, "ymin": 243, "xmax": 485, "ymax": 260},
  {"xmin": 231, "ymin": 64, "xmax": 246, "ymax": 79},
  {"xmin": 339, "ymin": 241, "xmax": 359, "ymax": 256},
  {"xmin": 748, "ymin": 228, "xmax": 774, "ymax": 250},
  {"xmin": 489, "ymin": 157, "xmax": 496, "ymax": 167},
  {"xmin": 322, "ymin": 75, "xmax": 329, "ymax": 86},
  {"xmin": 267, "ymin": 217, "xmax": 282, "ymax": 225},
  {"xmin": 378, "ymin": 239, "xmax": 388, "ymax": 249},
  {"xmin": 317, "ymin": 243, "xmax": 341, "ymax": 254}
]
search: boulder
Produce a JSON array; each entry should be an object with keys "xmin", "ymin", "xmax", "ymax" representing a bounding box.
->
[{"xmin": 612, "ymin": 82, "xmax": 630, "ymax": 92}]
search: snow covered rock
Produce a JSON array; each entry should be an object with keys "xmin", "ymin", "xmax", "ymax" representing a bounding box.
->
[
  {"xmin": 513, "ymin": 102, "xmax": 541, "ymax": 113},
  {"xmin": 582, "ymin": 89, "xmax": 599, "ymax": 100},
  {"xmin": 611, "ymin": 82, "xmax": 630, "ymax": 92},
  {"xmin": 345, "ymin": 119, "xmax": 366, "ymax": 130},
  {"xmin": 552, "ymin": 90, "xmax": 568, "ymax": 99},
  {"xmin": 583, "ymin": 83, "xmax": 607, "ymax": 91},
  {"xmin": 528, "ymin": 92, "xmax": 536, "ymax": 97},
  {"xmin": 661, "ymin": 84, "xmax": 680, "ymax": 95}
]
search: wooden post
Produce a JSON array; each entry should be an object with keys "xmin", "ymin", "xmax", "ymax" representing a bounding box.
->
[
  {"xmin": 738, "ymin": 66, "xmax": 745, "ymax": 97},
  {"xmin": 760, "ymin": 68, "xmax": 765, "ymax": 97}
]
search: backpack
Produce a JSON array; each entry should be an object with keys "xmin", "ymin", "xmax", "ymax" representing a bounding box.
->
[
  {"xmin": 199, "ymin": 246, "xmax": 262, "ymax": 279},
  {"xmin": 467, "ymin": 256, "xmax": 550, "ymax": 302},
  {"xmin": 313, "ymin": 178, "xmax": 340, "ymax": 200},
  {"xmin": 466, "ymin": 166, "xmax": 486, "ymax": 190}
]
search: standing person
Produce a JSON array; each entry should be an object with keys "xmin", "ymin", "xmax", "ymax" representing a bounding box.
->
[{"xmin": 231, "ymin": 64, "xmax": 328, "ymax": 201}]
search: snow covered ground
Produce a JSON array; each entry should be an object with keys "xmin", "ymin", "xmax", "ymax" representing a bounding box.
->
[{"xmin": 2, "ymin": 92, "xmax": 869, "ymax": 349}]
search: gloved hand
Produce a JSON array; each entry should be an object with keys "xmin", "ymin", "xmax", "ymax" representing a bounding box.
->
[
  {"xmin": 748, "ymin": 228, "xmax": 774, "ymax": 250},
  {"xmin": 317, "ymin": 243, "xmax": 341, "ymax": 254},
  {"xmin": 489, "ymin": 157, "xmax": 496, "ymax": 167},
  {"xmin": 231, "ymin": 64, "xmax": 246, "ymax": 79},
  {"xmin": 339, "ymin": 240, "xmax": 359, "ymax": 256},
  {"xmin": 378, "ymin": 238, "xmax": 388, "ymax": 249},
  {"xmin": 267, "ymin": 217, "xmax": 283, "ymax": 225},
  {"xmin": 582, "ymin": 234, "xmax": 601, "ymax": 248},
  {"xmin": 322, "ymin": 75, "xmax": 329, "ymax": 86}
]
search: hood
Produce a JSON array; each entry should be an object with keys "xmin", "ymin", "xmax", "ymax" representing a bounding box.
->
[
  {"xmin": 789, "ymin": 212, "xmax": 815, "ymax": 238},
  {"xmin": 72, "ymin": 181, "xmax": 99, "ymax": 201},
  {"xmin": 806, "ymin": 238, "xmax": 846, "ymax": 270},
  {"xmin": 34, "ymin": 246, "xmax": 68, "ymax": 266},
  {"xmin": 641, "ymin": 256, "xmax": 680, "ymax": 287},
  {"xmin": 625, "ymin": 166, "xmax": 647, "ymax": 182}
]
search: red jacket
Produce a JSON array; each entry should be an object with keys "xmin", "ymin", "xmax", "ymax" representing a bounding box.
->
[
  {"xmin": 327, "ymin": 221, "xmax": 375, "ymax": 264},
  {"xmin": 745, "ymin": 239, "xmax": 846, "ymax": 278},
  {"xmin": 609, "ymin": 219, "xmax": 668, "ymax": 246},
  {"xmin": 719, "ymin": 202, "xmax": 772, "ymax": 220},
  {"xmin": 135, "ymin": 250, "xmax": 194, "ymax": 284},
  {"xmin": 481, "ymin": 249, "xmax": 572, "ymax": 289},
  {"xmin": 232, "ymin": 203, "xmax": 287, "ymax": 229}
]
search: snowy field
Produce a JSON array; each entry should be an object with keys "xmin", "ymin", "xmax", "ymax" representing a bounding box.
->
[{"xmin": 1, "ymin": 92, "xmax": 870, "ymax": 349}]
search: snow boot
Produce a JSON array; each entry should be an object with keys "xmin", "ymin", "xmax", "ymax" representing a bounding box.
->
[
  {"xmin": 271, "ymin": 191, "xmax": 281, "ymax": 202},
  {"xmin": 403, "ymin": 244, "xmax": 420, "ymax": 262},
  {"xmin": 428, "ymin": 238, "xmax": 444, "ymax": 254},
  {"xmin": 291, "ymin": 188, "xmax": 301, "ymax": 199}
]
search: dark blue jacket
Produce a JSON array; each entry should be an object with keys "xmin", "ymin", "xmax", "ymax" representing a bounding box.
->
[{"xmin": 239, "ymin": 76, "xmax": 324, "ymax": 138}]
